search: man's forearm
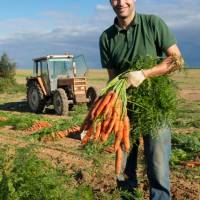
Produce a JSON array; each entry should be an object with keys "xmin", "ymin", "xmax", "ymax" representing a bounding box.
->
[
  {"xmin": 143, "ymin": 55, "xmax": 184, "ymax": 78},
  {"xmin": 142, "ymin": 57, "xmax": 171, "ymax": 78}
]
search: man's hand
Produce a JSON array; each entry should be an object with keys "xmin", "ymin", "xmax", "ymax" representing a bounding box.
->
[{"xmin": 126, "ymin": 70, "xmax": 146, "ymax": 88}]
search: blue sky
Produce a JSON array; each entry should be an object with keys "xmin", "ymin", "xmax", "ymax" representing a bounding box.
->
[{"xmin": 0, "ymin": 0, "xmax": 199, "ymax": 68}]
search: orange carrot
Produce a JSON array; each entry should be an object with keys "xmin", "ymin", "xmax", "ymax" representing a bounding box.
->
[
  {"xmin": 122, "ymin": 116, "xmax": 130, "ymax": 152},
  {"xmin": 104, "ymin": 145, "xmax": 115, "ymax": 153},
  {"xmin": 101, "ymin": 113, "xmax": 116, "ymax": 142},
  {"xmin": 101, "ymin": 119, "xmax": 111, "ymax": 141},
  {"xmin": 115, "ymin": 98, "xmax": 122, "ymax": 118},
  {"xmin": 91, "ymin": 97, "xmax": 104, "ymax": 118},
  {"xmin": 104, "ymin": 111, "xmax": 117, "ymax": 136},
  {"xmin": 102, "ymin": 119, "xmax": 111, "ymax": 133},
  {"xmin": 114, "ymin": 120, "xmax": 120, "ymax": 135},
  {"xmin": 94, "ymin": 91, "xmax": 113, "ymax": 118},
  {"xmin": 114, "ymin": 120, "xmax": 124, "ymax": 152},
  {"xmin": 81, "ymin": 126, "xmax": 93, "ymax": 145},
  {"xmin": 112, "ymin": 100, "xmax": 122, "ymax": 135},
  {"xmin": 103, "ymin": 94, "xmax": 119, "ymax": 118},
  {"xmin": 115, "ymin": 145, "xmax": 123, "ymax": 176},
  {"xmin": 100, "ymin": 132, "xmax": 107, "ymax": 142},
  {"xmin": 102, "ymin": 104, "xmax": 111, "ymax": 119},
  {"xmin": 56, "ymin": 131, "xmax": 65, "ymax": 138},
  {"xmin": 93, "ymin": 122, "xmax": 102, "ymax": 141},
  {"xmin": 104, "ymin": 106, "xmax": 114, "ymax": 119}
]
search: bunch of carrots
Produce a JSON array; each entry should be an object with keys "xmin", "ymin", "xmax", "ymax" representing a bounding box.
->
[{"xmin": 81, "ymin": 75, "xmax": 130, "ymax": 175}]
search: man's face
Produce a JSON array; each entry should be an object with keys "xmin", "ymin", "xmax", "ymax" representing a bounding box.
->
[{"xmin": 110, "ymin": 0, "xmax": 135, "ymax": 19}]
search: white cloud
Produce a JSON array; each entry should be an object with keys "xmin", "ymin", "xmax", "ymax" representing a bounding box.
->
[
  {"xmin": 96, "ymin": 4, "xmax": 111, "ymax": 11},
  {"xmin": 137, "ymin": 0, "xmax": 200, "ymax": 29}
]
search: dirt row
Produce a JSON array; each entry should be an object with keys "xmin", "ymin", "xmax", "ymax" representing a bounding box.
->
[{"xmin": 0, "ymin": 129, "xmax": 199, "ymax": 199}]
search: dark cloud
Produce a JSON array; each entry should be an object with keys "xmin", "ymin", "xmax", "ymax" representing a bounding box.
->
[
  {"xmin": 174, "ymin": 26, "xmax": 200, "ymax": 67},
  {"xmin": 0, "ymin": 29, "xmax": 102, "ymax": 68}
]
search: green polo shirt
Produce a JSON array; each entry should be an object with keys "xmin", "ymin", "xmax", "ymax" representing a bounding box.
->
[{"xmin": 99, "ymin": 13, "xmax": 176, "ymax": 74}]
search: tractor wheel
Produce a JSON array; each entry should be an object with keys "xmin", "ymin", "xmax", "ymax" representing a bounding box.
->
[
  {"xmin": 53, "ymin": 88, "xmax": 69, "ymax": 115},
  {"xmin": 86, "ymin": 87, "xmax": 98, "ymax": 109},
  {"xmin": 27, "ymin": 81, "xmax": 45, "ymax": 113}
]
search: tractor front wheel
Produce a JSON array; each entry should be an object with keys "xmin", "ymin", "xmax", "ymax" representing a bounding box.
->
[
  {"xmin": 53, "ymin": 88, "xmax": 69, "ymax": 115},
  {"xmin": 27, "ymin": 82, "xmax": 45, "ymax": 113}
]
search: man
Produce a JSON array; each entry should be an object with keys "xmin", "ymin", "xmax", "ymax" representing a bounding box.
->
[{"xmin": 99, "ymin": 0, "xmax": 183, "ymax": 199}]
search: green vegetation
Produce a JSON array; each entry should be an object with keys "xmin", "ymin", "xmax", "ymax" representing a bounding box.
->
[
  {"xmin": 0, "ymin": 53, "xmax": 25, "ymax": 93},
  {"xmin": 0, "ymin": 53, "xmax": 16, "ymax": 80},
  {"xmin": 0, "ymin": 78, "xmax": 25, "ymax": 94},
  {"xmin": 170, "ymin": 132, "xmax": 200, "ymax": 166},
  {"xmin": 0, "ymin": 145, "xmax": 94, "ymax": 200},
  {"xmin": 0, "ymin": 111, "xmax": 50, "ymax": 131},
  {"xmin": 127, "ymin": 57, "xmax": 178, "ymax": 137}
]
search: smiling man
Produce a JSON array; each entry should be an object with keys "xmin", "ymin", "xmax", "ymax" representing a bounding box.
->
[{"xmin": 99, "ymin": 0, "xmax": 183, "ymax": 200}]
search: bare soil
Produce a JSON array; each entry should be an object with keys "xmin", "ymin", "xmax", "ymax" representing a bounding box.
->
[{"xmin": 0, "ymin": 128, "xmax": 199, "ymax": 200}]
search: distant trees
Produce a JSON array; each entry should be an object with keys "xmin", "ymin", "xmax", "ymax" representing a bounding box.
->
[
  {"xmin": 0, "ymin": 52, "xmax": 16, "ymax": 81},
  {"xmin": 0, "ymin": 53, "xmax": 17, "ymax": 92}
]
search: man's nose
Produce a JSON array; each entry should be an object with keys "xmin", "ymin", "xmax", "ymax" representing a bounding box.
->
[{"xmin": 117, "ymin": 0, "xmax": 126, "ymax": 6}]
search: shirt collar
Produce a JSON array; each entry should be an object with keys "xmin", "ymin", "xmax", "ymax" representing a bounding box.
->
[{"xmin": 114, "ymin": 12, "xmax": 139, "ymax": 32}]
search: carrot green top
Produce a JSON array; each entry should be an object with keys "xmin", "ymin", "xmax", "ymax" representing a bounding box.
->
[{"xmin": 99, "ymin": 13, "xmax": 176, "ymax": 74}]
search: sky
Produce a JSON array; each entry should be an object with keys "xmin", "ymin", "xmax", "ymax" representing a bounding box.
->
[{"xmin": 0, "ymin": 0, "xmax": 199, "ymax": 68}]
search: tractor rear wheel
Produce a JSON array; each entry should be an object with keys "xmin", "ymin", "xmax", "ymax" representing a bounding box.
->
[
  {"xmin": 53, "ymin": 88, "xmax": 69, "ymax": 115},
  {"xmin": 86, "ymin": 87, "xmax": 98, "ymax": 109},
  {"xmin": 27, "ymin": 81, "xmax": 45, "ymax": 113}
]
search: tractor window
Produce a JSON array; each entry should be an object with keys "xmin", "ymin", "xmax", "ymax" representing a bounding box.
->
[
  {"xmin": 41, "ymin": 60, "xmax": 48, "ymax": 77},
  {"xmin": 41, "ymin": 60, "xmax": 50, "ymax": 92},
  {"xmin": 49, "ymin": 59, "xmax": 73, "ymax": 78},
  {"xmin": 34, "ymin": 61, "xmax": 42, "ymax": 76}
]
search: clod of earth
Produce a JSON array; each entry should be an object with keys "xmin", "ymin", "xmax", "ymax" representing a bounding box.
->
[{"xmin": 0, "ymin": 116, "xmax": 8, "ymax": 121}]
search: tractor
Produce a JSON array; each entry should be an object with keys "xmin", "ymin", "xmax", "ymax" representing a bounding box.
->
[{"xmin": 26, "ymin": 54, "xmax": 97, "ymax": 115}]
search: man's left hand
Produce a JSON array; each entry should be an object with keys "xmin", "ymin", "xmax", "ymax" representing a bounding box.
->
[{"xmin": 126, "ymin": 70, "xmax": 146, "ymax": 88}]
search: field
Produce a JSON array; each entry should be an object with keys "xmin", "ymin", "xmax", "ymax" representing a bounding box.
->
[{"xmin": 0, "ymin": 69, "xmax": 199, "ymax": 200}]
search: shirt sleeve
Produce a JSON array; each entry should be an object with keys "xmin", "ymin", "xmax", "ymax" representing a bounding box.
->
[
  {"xmin": 151, "ymin": 15, "xmax": 177, "ymax": 52},
  {"xmin": 99, "ymin": 32, "xmax": 113, "ymax": 69}
]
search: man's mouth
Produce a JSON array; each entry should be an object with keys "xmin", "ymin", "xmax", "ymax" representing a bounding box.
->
[{"xmin": 116, "ymin": 6, "xmax": 128, "ymax": 12}]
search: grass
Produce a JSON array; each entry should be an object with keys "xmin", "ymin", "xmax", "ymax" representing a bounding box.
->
[
  {"xmin": 0, "ymin": 145, "xmax": 95, "ymax": 200},
  {"xmin": 0, "ymin": 143, "xmax": 122, "ymax": 200},
  {"xmin": 15, "ymin": 69, "xmax": 31, "ymax": 84},
  {"xmin": 0, "ymin": 78, "xmax": 25, "ymax": 94},
  {"xmin": 0, "ymin": 111, "xmax": 53, "ymax": 131}
]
